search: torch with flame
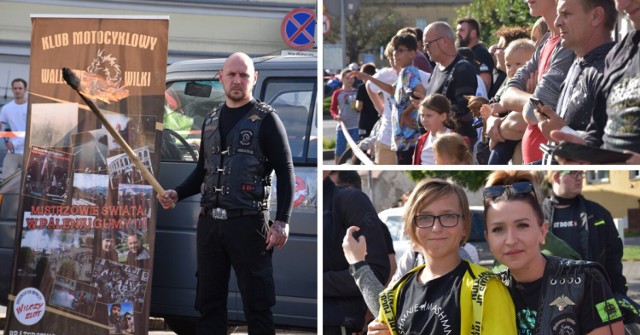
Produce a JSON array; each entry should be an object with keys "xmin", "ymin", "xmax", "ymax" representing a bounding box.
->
[{"xmin": 62, "ymin": 67, "xmax": 169, "ymax": 203}]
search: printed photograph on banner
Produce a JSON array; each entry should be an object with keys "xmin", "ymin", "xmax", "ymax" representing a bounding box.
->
[
  {"xmin": 117, "ymin": 184, "xmax": 152, "ymax": 219},
  {"xmin": 121, "ymin": 225, "xmax": 152, "ymax": 270},
  {"xmin": 72, "ymin": 129, "xmax": 109, "ymax": 174},
  {"xmin": 50, "ymin": 276, "xmax": 99, "ymax": 317},
  {"xmin": 14, "ymin": 214, "xmax": 96, "ymax": 294},
  {"xmin": 107, "ymin": 301, "xmax": 135, "ymax": 335},
  {"xmin": 123, "ymin": 114, "xmax": 157, "ymax": 154},
  {"xmin": 102, "ymin": 114, "xmax": 157, "ymax": 154},
  {"xmin": 24, "ymin": 145, "xmax": 74, "ymax": 204},
  {"xmin": 106, "ymin": 146, "xmax": 153, "ymax": 190},
  {"xmin": 103, "ymin": 113, "xmax": 131, "ymax": 151},
  {"xmin": 30, "ymin": 103, "xmax": 79, "ymax": 149},
  {"xmin": 92, "ymin": 257, "xmax": 149, "ymax": 313},
  {"xmin": 72, "ymin": 172, "xmax": 109, "ymax": 207}
]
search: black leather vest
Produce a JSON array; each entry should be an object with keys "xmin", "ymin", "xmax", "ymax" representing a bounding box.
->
[
  {"xmin": 503, "ymin": 256, "xmax": 611, "ymax": 335},
  {"xmin": 200, "ymin": 101, "xmax": 274, "ymax": 210}
]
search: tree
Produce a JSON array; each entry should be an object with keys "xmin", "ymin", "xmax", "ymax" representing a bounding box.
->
[
  {"xmin": 407, "ymin": 171, "xmax": 492, "ymax": 191},
  {"xmin": 325, "ymin": 0, "xmax": 406, "ymax": 65},
  {"xmin": 455, "ymin": 0, "xmax": 535, "ymax": 45}
]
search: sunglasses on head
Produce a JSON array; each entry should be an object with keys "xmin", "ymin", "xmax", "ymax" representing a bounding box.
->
[{"xmin": 482, "ymin": 181, "xmax": 534, "ymax": 200}]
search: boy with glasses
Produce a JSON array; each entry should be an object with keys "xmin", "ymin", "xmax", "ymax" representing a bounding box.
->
[{"xmin": 349, "ymin": 33, "xmax": 425, "ymax": 164}]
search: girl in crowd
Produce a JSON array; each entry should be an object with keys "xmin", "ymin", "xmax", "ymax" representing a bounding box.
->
[
  {"xmin": 412, "ymin": 94, "xmax": 457, "ymax": 165},
  {"xmin": 433, "ymin": 133, "xmax": 473, "ymax": 165},
  {"xmin": 364, "ymin": 178, "xmax": 516, "ymax": 334},
  {"xmin": 483, "ymin": 170, "xmax": 624, "ymax": 334}
]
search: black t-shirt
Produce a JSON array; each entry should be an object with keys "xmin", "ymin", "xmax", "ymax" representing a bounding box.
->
[
  {"xmin": 395, "ymin": 261, "xmax": 466, "ymax": 335},
  {"xmin": 490, "ymin": 69, "xmax": 507, "ymax": 100},
  {"xmin": 426, "ymin": 55, "xmax": 478, "ymax": 142},
  {"xmin": 355, "ymin": 84, "xmax": 379, "ymax": 137},
  {"xmin": 511, "ymin": 277, "xmax": 543, "ymax": 335},
  {"xmin": 380, "ymin": 222, "xmax": 395, "ymax": 255},
  {"xmin": 472, "ymin": 44, "xmax": 495, "ymax": 76},
  {"xmin": 551, "ymin": 206, "xmax": 583, "ymax": 256},
  {"xmin": 585, "ymin": 30, "xmax": 640, "ymax": 152}
]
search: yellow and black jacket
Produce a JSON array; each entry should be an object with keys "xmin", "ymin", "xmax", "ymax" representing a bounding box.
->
[{"xmin": 379, "ymin": 260, "xmax": 517, "ymax": 335}]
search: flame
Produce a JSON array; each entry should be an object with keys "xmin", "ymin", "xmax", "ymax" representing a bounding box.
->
[{"xmin": 74, "ymin": 70, "xmax": 129, "ymax": 103}]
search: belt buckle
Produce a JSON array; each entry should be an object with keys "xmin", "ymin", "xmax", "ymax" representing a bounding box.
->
[{"xmin": 211, "ymin": 208, "xmax": 227, "ymax": 220}]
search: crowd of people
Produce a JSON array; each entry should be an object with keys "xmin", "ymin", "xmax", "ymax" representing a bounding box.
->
[
  {"xmin": 326, "ymin": 0, "xmax": 640, "ymax": 165},
  {"xmin": 326, "ymin": 170, "xmax": 640, "ymax": 335}
]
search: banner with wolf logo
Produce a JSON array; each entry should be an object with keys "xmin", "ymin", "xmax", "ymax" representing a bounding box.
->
[{"xmin": 4, "ymin": 15, "xmax": 168, "ymax": 335}]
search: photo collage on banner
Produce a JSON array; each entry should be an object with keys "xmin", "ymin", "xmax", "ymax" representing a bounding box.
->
[{"xmin": 4, "ymin": 15, "xmax": 168, "ymax": 335}]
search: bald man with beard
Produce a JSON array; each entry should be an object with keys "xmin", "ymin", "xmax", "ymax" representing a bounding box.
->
[{"xmin": 157, "ymin": 52, "xmax": 295, "ymax": 334}]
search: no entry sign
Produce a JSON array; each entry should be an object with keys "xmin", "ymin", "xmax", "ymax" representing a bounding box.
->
[{"xmin": 281, "ymin": 8, "xmax": 316, "ymax": 50}]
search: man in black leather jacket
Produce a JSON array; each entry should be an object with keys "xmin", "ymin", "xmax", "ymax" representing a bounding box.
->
[
  {"xmin": 157, "ymin": 52, "xmax": 294, "ymax": 335},
  {"xmin": 323, "ymin": 172, "xmax": 390, "ymax": 335},
  {"xmin": 543, "ymin": 170, "xmax": 626, "ymax": 295}
]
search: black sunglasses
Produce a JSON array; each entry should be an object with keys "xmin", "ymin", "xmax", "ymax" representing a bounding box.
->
[{"xmin": 483, "ymin": 181, "xmax": 535, "ymax": 199}]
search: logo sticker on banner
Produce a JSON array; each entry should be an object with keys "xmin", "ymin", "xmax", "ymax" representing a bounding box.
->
[
  {"xmin": 13, "ymin": 288, "xmax": 46, "ymax": 326},
  {"xmin": 281, "ymin": 8, "xmax": 316, "ymax": 50}
]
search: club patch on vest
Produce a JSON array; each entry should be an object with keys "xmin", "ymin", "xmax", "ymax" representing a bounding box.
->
[
  {"xmin": 550, "ymin": 295, "xmax": 575, "ymax": 311},
  {"xmin": 596, "ymin": 298, "xmax": 622, "ymax": 322},
  {"xmin": 241, "ymin": 184, "xmax": 256, "ymax": 191},
  {"xmin": 551, "ymin": 316, "xmax": 577, "ymax": 335},
  {"xmin": 240, "ymin": 130, "xmax": 253, "ymax": 146}
]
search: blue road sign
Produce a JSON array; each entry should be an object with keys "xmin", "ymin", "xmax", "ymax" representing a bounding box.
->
[{"xmin": 281, "ymin": 8, "xmax": 316, "ymax": 50}]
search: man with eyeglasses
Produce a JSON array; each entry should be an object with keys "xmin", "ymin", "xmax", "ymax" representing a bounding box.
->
[
  {"xmin": 123, "ymin": 312, "xmax": 134, "ymax": 333},
  {"xmin": 542, "ymin": 171, "xmax": 627, "ymax": 297},
  {"xmin": 421, "ymin": 21, "xmax": 479, "ymax": 146}
]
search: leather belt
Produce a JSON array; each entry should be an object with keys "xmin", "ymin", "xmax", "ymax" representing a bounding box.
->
[{"xmin": 200, "ymin": 207, "xmax": 262, "ymax": 220}]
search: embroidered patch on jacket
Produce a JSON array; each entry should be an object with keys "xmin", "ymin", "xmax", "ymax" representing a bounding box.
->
[
  {"xmin": 596, "ymin": 298, "xmax": 622, "ymax": 322},
  {"xmin": 551, "ymin": 316, "xmax": 577, "ymax": 335},
  {"xmin": 240, "ymin": 130, "xmax": 253, "ymax": 146}
]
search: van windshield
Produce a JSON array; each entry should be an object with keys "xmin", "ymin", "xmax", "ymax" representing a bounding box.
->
[{"xmin": 162, "ymin": 77, "xmax": 315, "ymax": 163}]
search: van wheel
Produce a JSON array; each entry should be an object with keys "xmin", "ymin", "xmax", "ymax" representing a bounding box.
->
[{"xmin": 164, "ymin": 316, "xmax": 196, "ymax": 335}]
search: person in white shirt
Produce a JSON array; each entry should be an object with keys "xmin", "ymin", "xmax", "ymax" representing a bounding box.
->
[
  {"xmin": 0, "ymin": 78, "xmax": 28, "ymax": 181},
  {"xmin": 413, "ymin": 93, "xmax": 455, "ymax": 164}
]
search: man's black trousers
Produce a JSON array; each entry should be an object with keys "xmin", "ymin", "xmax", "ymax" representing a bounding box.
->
[{"xmin": 195, "ymin": 212, "xmax": 275, "ymax": 335}]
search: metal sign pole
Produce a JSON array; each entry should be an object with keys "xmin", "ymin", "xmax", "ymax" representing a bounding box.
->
[{"xmin": 340, "ymin": 0, "xmax": 346, "ymax": 68}]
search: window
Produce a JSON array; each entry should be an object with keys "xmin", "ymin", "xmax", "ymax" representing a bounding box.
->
[
  {"xmin": 586, "ymin": 170, "xmax": 609, "ymax": 184},
  {"xmin": 162, "ymin": 80, "xmax": 225, "ymax": 162},
  {"xmin": 631, "ymin": 170, "xmax": 640, "ymax": 180},
  {"xmin": 261, "ymin": 78, "xmax": 316, "ymax": 162}
]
